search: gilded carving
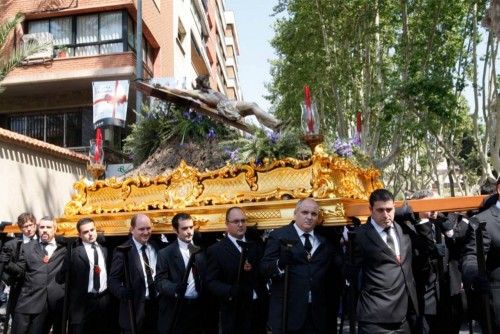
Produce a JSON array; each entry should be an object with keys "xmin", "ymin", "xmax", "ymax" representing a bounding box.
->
[{"xmin": 60, "ymin": 150, "xmax": 383, "ymax": 234}]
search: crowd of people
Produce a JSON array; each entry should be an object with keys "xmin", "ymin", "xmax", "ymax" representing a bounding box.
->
[{"xmin": 0, "ymin": 179, "xmax": 498, "ymax": 334}]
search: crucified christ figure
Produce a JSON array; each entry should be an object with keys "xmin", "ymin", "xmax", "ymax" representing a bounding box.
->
[{"xmin": 170, "ymin": 75, "xmax": 281, "ymax": 131}]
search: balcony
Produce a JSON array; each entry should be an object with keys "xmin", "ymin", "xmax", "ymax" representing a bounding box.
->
[{"xmin": 0, "ymin": 52, "xmax": 142, "ymax": 114}]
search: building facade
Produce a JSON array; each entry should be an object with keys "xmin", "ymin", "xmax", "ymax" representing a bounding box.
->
[{"xmin": 0, "ymin": 0, "xmax": 242, "ymax": 160}]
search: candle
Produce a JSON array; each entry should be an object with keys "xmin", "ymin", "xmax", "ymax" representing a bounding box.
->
[
  {"xmin": 304, "ymin": 85, "xmax": 314, "ymax": 133},
  {"xmin": 94, "ymin": 128, "xmax": 102, "ymax": 163}
]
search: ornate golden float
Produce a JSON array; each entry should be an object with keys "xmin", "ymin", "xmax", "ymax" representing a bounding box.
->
[{"xmin": 55, "ymin": 146, "xmax": 383, "ymax": 236}]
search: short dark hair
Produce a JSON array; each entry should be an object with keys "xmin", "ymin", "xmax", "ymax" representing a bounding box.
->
[
  {"xmin": 369, "ymin": 189, "xmax": 395, "ymax": 207},
  {"xmin": 76, "ymin": 218, "xmax": 95, "ymax": 232},
  {"xmin": 225, "ymin": 207, "xmax": 244, "ymax": 222},
  {"xmin": 410, "ymin": 189, "xmax": 434, "ymax": 200},
  {"xmin": 17, "ymin": 212, "xmax": 36, "ymax": 227},
  {"xmin": 171, "ymin": 213, "xmax": 192, "ymax": 231}
]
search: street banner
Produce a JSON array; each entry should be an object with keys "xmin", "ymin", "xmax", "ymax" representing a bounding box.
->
[{"xmin": 92, "ymin": 80, "xmax": 129, "ymax": 128}]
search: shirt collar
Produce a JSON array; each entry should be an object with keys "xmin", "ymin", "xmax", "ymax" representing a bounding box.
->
[
  {"xmin": 370, "ymin": 218, "xmax": 388, "ymax": 234},
  {"xmin": 293, "ymin": 223, "xmax": 315, "ymax": 239},
  {"xmin": 496, "ymin": 200, "xmax": 500, "ymax": 210},
  {"xmin": 82, "ymin": 241, "xmax": 98, "ymax": 248},
  {"xmin": 40, "ymin": 239, "xmax": 56, "ymax": 246},
  {"xmin": 132, "ymin": 237, "xmax": 147, "ymax": 251},
  {"xmin": 23, "ymin": 234, "xmax": 36, "ymax": 243},
  {"xmin": 227, "ymin": 234, "xmax": 246, "ymax": 248},
  {"xmin": 177, "ymin": 238, "xmax": 192, "ymax": 250}
]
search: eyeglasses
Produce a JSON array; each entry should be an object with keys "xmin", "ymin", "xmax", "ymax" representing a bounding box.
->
[{"xmin": 228, "ymin": 219, "xmax": 247, "ymax": 225}]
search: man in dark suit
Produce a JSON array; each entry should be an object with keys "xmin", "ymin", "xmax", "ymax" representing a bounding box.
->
[
  {"xmin": 206, "ymin": 207, "xmax": 268, "ymax": 334},
  {"xmin": 352, "ymin": 189, "xmax": 419, "ymax": 334},
  {"xmin": 155, "ymin": 212, "xmax": 206, "ymax": 334},
  {"xmin": 7, "ymin": 216, "xmax": 66, "ymax": 334},
  {"xmin": 462, "ymin": 177, "xmax": 500, "ymax": 332},
  {"xmin": 261, "ymin": 198, "xmax": 342, "ymax": 334},
  {"xmin": 56, "ymin": 218, "xmax": 110, "ymax": 334},
  {"xmin": 0, "ymin": 212, "xmax": 38, "ymax": 325},
  {"xmin": 109, "ymin": 213, "xmax": 160, "ymax": 334}
]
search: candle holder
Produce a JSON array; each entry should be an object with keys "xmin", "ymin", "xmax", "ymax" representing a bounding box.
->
[
  {"xmin": 300, "ymin": 100, "xmax": 323, "ymax": 153},
  {"xmin": 87, "ymin": 139, "xmax": 105, "ymax": 180}
]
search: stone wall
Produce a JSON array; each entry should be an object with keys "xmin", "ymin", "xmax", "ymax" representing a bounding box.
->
[{"xmin": 0, "ymin": 133, "xmax": 86, "ymax": 224}]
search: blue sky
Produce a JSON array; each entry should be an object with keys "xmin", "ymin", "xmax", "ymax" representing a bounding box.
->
[
  {"xmin": 226, "ymin": 1, "xmax": 493, "ymax": 118},
  {"xmin": 227, "ymin": 0, "xmax": 276, "ymax": 112}
]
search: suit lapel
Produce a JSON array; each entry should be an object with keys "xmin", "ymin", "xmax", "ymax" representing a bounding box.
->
[
  {"xmin": 394, "ymin": 223, "xmax": 406, "ymax": 263},
  {"xmin": 172, "ymin": 240, "xmax": 186, "ymax": 277},
  {"xmin": 365, "ymin": 221, "xmax": 395, "ymax": 260},
  {"xmin": 284, "ymin": 224, "xmax": 310, "ymax": 262},
  {"xmin": 129, "ymin": 239, "xmax": 145, "ymax": 283},
  {"xmin": 34, "ymin": 242, "xmax": 45, "ymax": 259},
  {"xmin": 77, "ymin": 245, "xmax": 90, "ymax": 266},
  {"xmin": 222, "ymin": 237, "xmax": 241, "ymax": 258}
]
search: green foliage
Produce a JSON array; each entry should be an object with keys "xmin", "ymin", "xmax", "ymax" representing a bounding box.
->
[
  {"xmin": 1, "ymin": 13, "xmax": 51, "ymax": 92},
  {"xmin": 219, "ymin": 127, "xmax": 309, "ymax": 164},
  {"xmin": 267, "ymin": 0, "xmax": 492, "ymax": 191},
  {"xmin": 123, "ymin": 102, "xmax": 230, "ymax": 165}
]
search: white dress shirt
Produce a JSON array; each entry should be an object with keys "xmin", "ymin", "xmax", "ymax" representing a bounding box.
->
[
  {"xmin": 82, "ymin": 241, "xmax": 107, "ymax": 293},
  {"xmin": 41, "ymin": 239, "xmax": 57, "ymax": 258},
  {"xmin": 178, "ymin": 239, "xmax": 198, "ymax": 299},
  {"xmin": 132, "ymin": 238, "xmax": 157, "ymax": 298},
  {"xmin": 370, "ymin": 219, "xmax": 400, "ymax": 257},
  {"xmin": 293, "ymin": 223, "xmax": 319, "ymax": 255},
  {"xmin": 23, "ymin": 235, "xmax": 36, "ymax": 244}
]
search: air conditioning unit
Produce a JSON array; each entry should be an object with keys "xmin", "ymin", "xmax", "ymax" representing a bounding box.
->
[{"xmin": 22, "ymin": 32, "xmax": 54, "ymax": 60}]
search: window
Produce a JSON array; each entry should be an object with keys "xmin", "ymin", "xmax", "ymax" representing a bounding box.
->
[
  {"xmin": 27, "ymin": 11, "xmax": 154, "ymax": 70},
  {"xmin": 9, "ymin": 112, "xmax": 83, "ymax": 147},
  {"xmin": 28, "ymin": 11, "xmax": 126, "ymax": 58}
]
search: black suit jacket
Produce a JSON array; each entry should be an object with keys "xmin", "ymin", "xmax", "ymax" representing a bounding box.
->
[
  {"xmin": 353, "ymin": 220, "xmax": 419, "ymax": 323},
  {"xmin": 463, "ymin": 205, "xmax": 500, "ymax": 283},
  {"xmin": 1, "ymin": 236, "xmax": 24, "ymax": 285},
  {"xmin": 108, "ymin": 238, "xmax": 160, "ymax": 331},
  {"xmin": 57, "ymin": 240, "xmax": 109, "ymax": 324},
  {"xmin": 261, "ymin": 222, "xmax": 342, "ymax": 332},
  {"xmin": 206, "ymin": 236, "xmax": 267, "ymax": 334},
  {"xmin": 10, "ymin": 240, "xmax": 66, "ymax": 314},
  {"xmin": 155, "ymin": 239, "xmax": 206, "ymax": 333}
]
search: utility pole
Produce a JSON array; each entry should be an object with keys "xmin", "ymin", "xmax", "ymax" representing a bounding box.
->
[{"xmin": 135, "ymin": 0, "xmax": 143, "ymax": 123}]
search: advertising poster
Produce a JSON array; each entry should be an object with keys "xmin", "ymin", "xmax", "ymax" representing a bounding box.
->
[{"xmin": 92, "ymin": 80, "xmax": 129, "ymax": 128}]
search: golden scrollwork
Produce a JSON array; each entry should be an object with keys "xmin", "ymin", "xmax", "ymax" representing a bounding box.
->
[{"xmin": 60, "ymin": 150, "xmax": 383, "ymax": 234}]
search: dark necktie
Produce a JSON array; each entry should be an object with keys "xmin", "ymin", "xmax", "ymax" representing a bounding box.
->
[
  {"xmin": 41, "ymin": 242, "xmax": 49, "ymax": 255},
  {"xmin": 191, "ymin": 260, "xmax": 202, "ymax": 293},
  {"xmin": 383, "ymin": 226, "xmax": 396, "ymax": 254},
  {"xmin": 303, "ymin": 233, "xmax": 312, "ymax": 254},
  {"xmin": 141, "ymin": 245, "xmax": 156, "ymax": 298},
  {"xmin": 92, "ymin": 243, "xmax": 100, "ymax": 292}
]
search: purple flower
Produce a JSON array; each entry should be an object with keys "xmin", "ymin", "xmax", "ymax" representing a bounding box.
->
[
  {"xmin": 332, "ymin": 139, "xmax": 353, "ymax": 158},
  {"xmin": 207, "ymin": 128, "xmax": 216, "ymax": 139},
  {"xmin": 351, "ymin": 133, "xmax": 361, "ymax": 146},
  {"xmin": 224, "ymin": 148, "xmax": 240, "ymax": 163},
  {"xmin": 266, "ymin": 131, "xmax": 280, "ymax": 145}
]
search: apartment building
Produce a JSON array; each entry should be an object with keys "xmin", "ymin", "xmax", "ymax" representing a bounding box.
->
[{"xmin": 0, "ymin": 0, "xmax": 242, "ymax": 161}]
